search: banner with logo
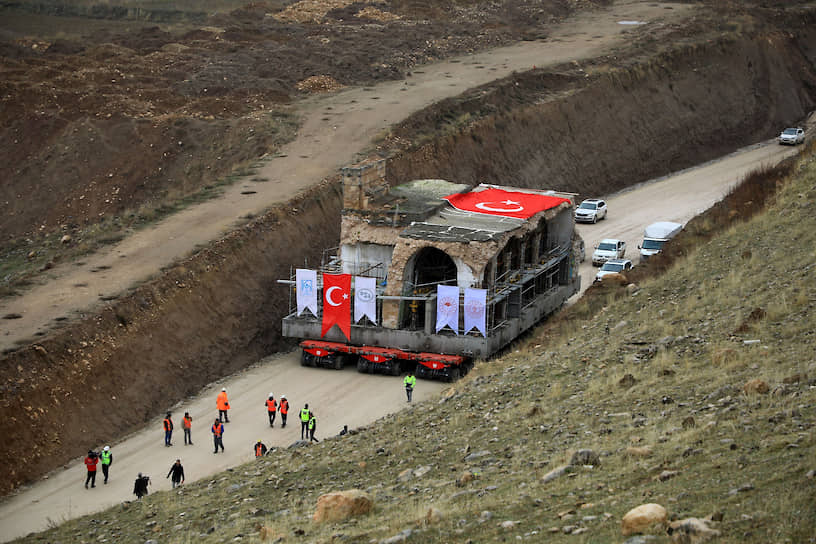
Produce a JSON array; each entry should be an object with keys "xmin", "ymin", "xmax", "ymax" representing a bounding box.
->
[
  {"xmin": 322, "ymin": 273, "xmax": 352, "ymax": 340},
  {"xmin": 443, "ymin": 186, "xmax": 570, "ymax": 219},
  {"xmin": 354, "ymin": 276, "xmax": 377, "ymax": 325},
  {"xmin": 464, "ymin": 288, "xmax": 487, "ymax": 337},
  {"xmin": 296, "ymin": 269, "xmax": 318, "ymax": 316},
  {"xmin": 435, "ymin": 284, "xmax": 460, "ymax": 334}
]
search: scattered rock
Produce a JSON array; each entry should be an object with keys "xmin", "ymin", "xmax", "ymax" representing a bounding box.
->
[
  {"xmin": 570, "ymin": 449, "xmax": 600, "ymax": 466},
  {"xmin": 288, "ymin": 440, "xmax": 310, "ymax": 449},
  {"xmin": 313, "ymin": 489, "xmax": 373, "ymax": 522},
  {"xmin": 728, "ymin": 483, "xmax": 754, "ymax": 495},
  {"xmin": 625, "ymin": 446, "xmax": 653, "ymax": 458},
  {"xmin": 397, "ymin": 468, "xmax": 414, "ymax": 482},
  {"xmin": 541, "ymin": 465, "xmax": 571, "ymax": 483},
  {"xmin": 60, "ymin": 234, "xmax": 72, "ymax": 244},
  {"xmin": 681, "ymin": 416, "xmax": 695, "ymax": 429},
  {"xmin": 742, "ymin": 379, "xmax": 769, "ymax": 394},
  {"xmin": 621, "ymin": 503, "xmax": 668, "ymax": 536},
  {"xmin": 424, "ymin": 507, "xmax": 444, "ymax": 525},
  {"xmin": 464, "ymin": 450, "xmax": 491, "ymax": 462},
  {"xmin": 601, "ymin": 272, "xmax": 628, "ymax": 286},
  {"xmin": 657, "ymin": 470, "xmax": 679, "ymax": 482},
  {"xmin": 258, "ymin": 525, "xmax": 284, "ymax": 541},
  {"xmin": 500, "ymin": 520, "xmax": 519, "ymax": 529},
  {"xmin": 667, "ymin": 517, "xmax": 720, "ymax": 543},
  {"xmin": 624, "ymin": 536, "xmax": 659, "ymax": 544},
  {"xmin": 456, "ymin": 471, "xmax": 474, "ymax": 486},
  {"xmin": 619, "ymin": 374, "xmax": 637, "ymax": 389},
  {"xmin": 380, "ymin": 529, "xmax": 412, "ymax": 544}
]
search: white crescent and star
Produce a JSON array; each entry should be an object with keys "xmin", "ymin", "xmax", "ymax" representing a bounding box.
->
[
  {"xmin": 325, "ymin": 286, "xmax": 348, "ymax": 306},
  {"xmin": 474, "ymin": 199, "xmax": 524, "ymax": 213}
]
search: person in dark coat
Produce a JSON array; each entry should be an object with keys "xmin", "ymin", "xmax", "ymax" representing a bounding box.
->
[
  {"xmin": 133, "ymin": 473, "xmax": 150, "ymax": 499},
  {"xmin": 166, "ymin": 459, "xmax": 185, "ymax": 488},
  {"xmin": 84, "ymin": 450, "xmax": 99, "ymax": 489}
]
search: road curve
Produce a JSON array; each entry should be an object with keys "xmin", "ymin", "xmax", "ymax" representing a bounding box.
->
[
  {"xmin": 0, "ymin": 1, "xmax": 694, "ymax": 351},
  {"xmin": 0, "ymin": 135, "xmax": 804, "ymax": 542}
]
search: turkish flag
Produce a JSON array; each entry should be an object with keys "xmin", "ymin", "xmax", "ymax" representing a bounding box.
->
[
  {"xmin": 321, "ymin": 273, "xmax": 352, "ymax": 340},
  {"xmin": 443, "ymin": 187, "xmax": 570, "ymax": 219}
]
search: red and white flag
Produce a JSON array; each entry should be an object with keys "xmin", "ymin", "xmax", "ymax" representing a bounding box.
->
[
  {"xmin": 435, "ymin": 285, "xmax": 460, "ymax": 334},
  {"xmin": 443, "ymin": 187, "xmax": 570, "ymax": 219},
  {"xmin": 464, "ymin": 288, "xmax": 487, "ymax": 336},
  {"xmin": 322, "ymin": 273, "xmax": 352, "ymax": 340}
]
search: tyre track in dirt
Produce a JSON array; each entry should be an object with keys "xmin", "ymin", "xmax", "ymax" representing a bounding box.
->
[{"xmin": 0, "ymin": 1, "xmax": 693, "ymax": 352}]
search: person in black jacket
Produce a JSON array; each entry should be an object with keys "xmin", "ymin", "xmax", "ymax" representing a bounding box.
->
[
  {"xmin": 133, "ymin": 473, "xmax": 150, "ymax": 499},
  {"xmin": 166, "ymin": 459, "xmax": 185, "ymax": 488}
]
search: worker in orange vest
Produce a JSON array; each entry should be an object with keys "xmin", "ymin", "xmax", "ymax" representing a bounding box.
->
[
  {"xmin": 254, "ymin": 439, "xmax": 268, "ymax": 457},
  {"xmin": 265, "ymin": 393, "xmax": 277, "ymax": 427},
  {"xmin": 182, "ymin": 412, "xmax": 193, "ymax": 445},
  {"xmin": 163, "ymin": 412, "xmax": 173, "ymax": 447},
  {"xmin": 216, "ymin": 388, "xmax": 230, "ymax": 423},
  {"xmin": 278, "ymin": 394, "xmax": 289, "ymax": 428},
  {"xmin": 212, "ymin": 418, "xmax": 225, "ymax": 454}
]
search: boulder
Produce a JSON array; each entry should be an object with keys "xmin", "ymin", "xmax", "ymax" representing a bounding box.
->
[
  {"xmin": 570, "ymin": 449, "xmax": 600, "ymax": 466},
  {"xmin": 625, "ymin": 446, "xmax": 653, "ymax": 458},
  {"xmin": 313, "ymin": 489, "xmax": 373, "ymax": 522},
  {"xmin": 601, "ymin": 272, "xmax": 628, "ymax": 286},
  {"xmin": 621, "ymin": 503, "xmax": 667, "ymax": 536}
]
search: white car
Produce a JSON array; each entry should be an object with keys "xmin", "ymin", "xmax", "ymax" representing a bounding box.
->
[
  {"xmin": 595, "ymin": 258, "xmax": 633, "ymax": 282},
  {"xmin": 778, "ymin": 127, "xmax": 805, "ymax": 145},
  {"xmin": 592, "ymin": 238, "xmax": 626, "ymax": 266},
  {"xmin": 574, "ymin": 199, "xmax": 607, "ymax": 223}
]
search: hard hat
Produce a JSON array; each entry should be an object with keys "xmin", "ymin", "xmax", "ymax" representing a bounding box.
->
[
  {"xmin": 221, "ymin": 387, "xmax": 226, "ymax": 391},
  {"xmin": 281, "ymin": 394, "xmax": 286, "ymax": 399},
  {"xmin": 104, "ymin": 446, "xmax": 110, "ymax": 451},
  {"xmin": 269, "ymin": 392, "xmax": 274, "ymax": 397}
]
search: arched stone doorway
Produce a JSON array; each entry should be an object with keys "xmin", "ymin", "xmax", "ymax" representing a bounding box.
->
[{"xmin": 401, "ymin": 247, "xmax": 457, "ymax": 329}]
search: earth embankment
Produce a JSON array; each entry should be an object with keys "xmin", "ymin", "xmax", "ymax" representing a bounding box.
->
[{"xmin": 2, "ymin": 20, "xmax": 816, "ymax": 495}]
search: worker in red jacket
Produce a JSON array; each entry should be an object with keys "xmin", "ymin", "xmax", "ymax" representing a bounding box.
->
[
  {"xmin": 84, "ymin": 450, "xmax": 99, "ymax": 489},
  {"xmin": 265, "ymin": 392, "xmax": 277, "ymax": 427}
]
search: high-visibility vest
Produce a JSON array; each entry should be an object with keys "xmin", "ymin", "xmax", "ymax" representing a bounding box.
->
[
  {"xmin": 216, "ymin": 392, "xmax": 229, "ymax": 410},
  {"xmin": 404, "ymin": 375, "xmax": 416, "ymax": 388},
  {"xmin": 163, "ymin": 418, "xmax": 173, "ymax": 431},
  {"xmin": 266, "ymin": 398, "xmax": 277, "ymax": 412},
  {"xmin": 308, "ymin": 417, "xmax": 316, "ymax": 430},
  {"xmin": 100, "ymin": 451, "xmax": 112, "ymax": 465},
  {"xmin": 255, "ymin": 443, "xmax": 265, "ymax": 457},
  {"xmin": 212, "ymin": 423, "xmax": 224, "ymax": 436},
  {"xmin": 183, "ymin": 416, "xmax": 192, "ymax": 429},
  {"xmin": 300, "ymin": 408, "xmax": 310, "ymax": 422},
  {"xmin": 280, "ymin": 400, "xmax": 289, "ymax": 414}
]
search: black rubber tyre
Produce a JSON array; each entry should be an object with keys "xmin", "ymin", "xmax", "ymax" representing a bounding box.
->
[
  {"xmin": 301, "ymin": 351, "xmax": 313, "ymax": 367},
  {"xmin": 446, "ymin": 366, "xmax": 461, "ymax": 382},
  {"xmin": 356, "ymin": 359, "xmax": 370, "ymax": 373},
  {"xmin": 331, "ymin": 355, "xmax": 344, "ymax": 370}
]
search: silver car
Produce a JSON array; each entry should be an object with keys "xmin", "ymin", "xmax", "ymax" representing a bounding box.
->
[{"xmin": 574, "ymin": 199, "xmax": 607, "ymax": 223}]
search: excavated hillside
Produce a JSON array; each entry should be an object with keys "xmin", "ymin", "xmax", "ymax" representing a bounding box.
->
[{"xmin": 1, "ymin": 2, "xmax": 816, "ymax": 497}]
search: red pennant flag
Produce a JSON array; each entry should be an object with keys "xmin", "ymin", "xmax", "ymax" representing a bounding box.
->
[
  {"xmin": 321, "ymin": 273, "xmax": 352, "ymax": 340},
  {"xmin": 443, "ymin": 187, "xmax": 570, "ymax": 219}
]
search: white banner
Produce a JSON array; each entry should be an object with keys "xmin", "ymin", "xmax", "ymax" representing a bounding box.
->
[
  {"xmin": 464, "ymin": 288, "xmax": 487, "ymax": 337},
  {"xmin": 354, "ymin": 276, "xmax": 377, "ymax": 324},
  {"xmin": 296, "ymin": 269, "xmax": 318, "ymax": 316},
  {"xmin": 435, "ymin": 285, "xmax": 460, "ymax": 334}
]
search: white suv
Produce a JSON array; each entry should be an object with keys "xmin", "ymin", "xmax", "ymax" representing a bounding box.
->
[
  {"xmin": 592, "ymin": 238, "xmax": 626, "ymax": 266},
  {"xmin": 778, "ymin": 127, "xmax": 805, "ymax": 145},
  {"xmin": 575, "ymin": 199, "xmax": 607, "ymax": 223}
]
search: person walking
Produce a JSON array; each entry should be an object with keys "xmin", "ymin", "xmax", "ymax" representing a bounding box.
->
[
  {"xmin": 99, "ymin": 446, "xmax": 113, "ymax": 484},
  {"xmin": 299, "ymin": 403, "xmax": 311, "ymax": 440},
  {"xmin": 182, "ymin": 412, "xmax": 193, "ymax": 445},
  {"xmin": 403, "ymin": 372, "xmax": 416, "ymax": 402},
  {"xmin": 163, "ymin": 412, "xmax": 174, "ymax": 447},
  {"xmin": 166, "ymin": 459, "xmax": 185, "ymax": 489},
  {"xmin": 308, "ymin": 412, "xmax": 319, "ymax": 443},
  {"xmin": 279, "ymin": 395, "xmax": 289, "ymax": 428},
  {"xmin": 83, "ymin": 450, "xmax": 99, "ymax": 489},
  {"xmin": 212, "ymin": 418, "xmax": 225, "ymax": 453},
  {"xmin": 254, "ymin": 439, "xmax": 268, "ymax": 457},
  {"xmin": 133, "ymin": 473, "xmax": 150, "ymax": 499},
  {"xmin": 265, "ymin": 393, "xmax": 277, "ymax": 427},
  {"xmin": 216, "ymin": 388, "xmax": 230, "ymax": 423}
]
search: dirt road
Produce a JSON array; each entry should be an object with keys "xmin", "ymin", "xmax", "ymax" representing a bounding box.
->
[
  {"xmin": 574, "ymin": 140, "xmax": 803, "ymax": 290},
  {"xmin": 0, "ymin": 133, "xmax": 804, "ymax": 542},
  {"xmin": 0, "ymin": 1, "xmax": 694, "ymax": 352}
]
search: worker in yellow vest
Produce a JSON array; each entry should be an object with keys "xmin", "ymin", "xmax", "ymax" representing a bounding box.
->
[
  {"xmin": 299, "ymin": 404, "xmax": 311, "ymax": 440},
  {"xmin": 404, "ymin": 373, "xmax": 416, "ymax": 402}
]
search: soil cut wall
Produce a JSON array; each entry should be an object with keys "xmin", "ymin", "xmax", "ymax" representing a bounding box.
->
[{"xmin": 1, "ymin": 23, "xmax": 816, "ymax": 495}]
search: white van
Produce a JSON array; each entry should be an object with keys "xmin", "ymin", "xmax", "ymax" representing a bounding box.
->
[{"xmin": 638, "ymin": 222, "xmax": 682, "ymax": 261}]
